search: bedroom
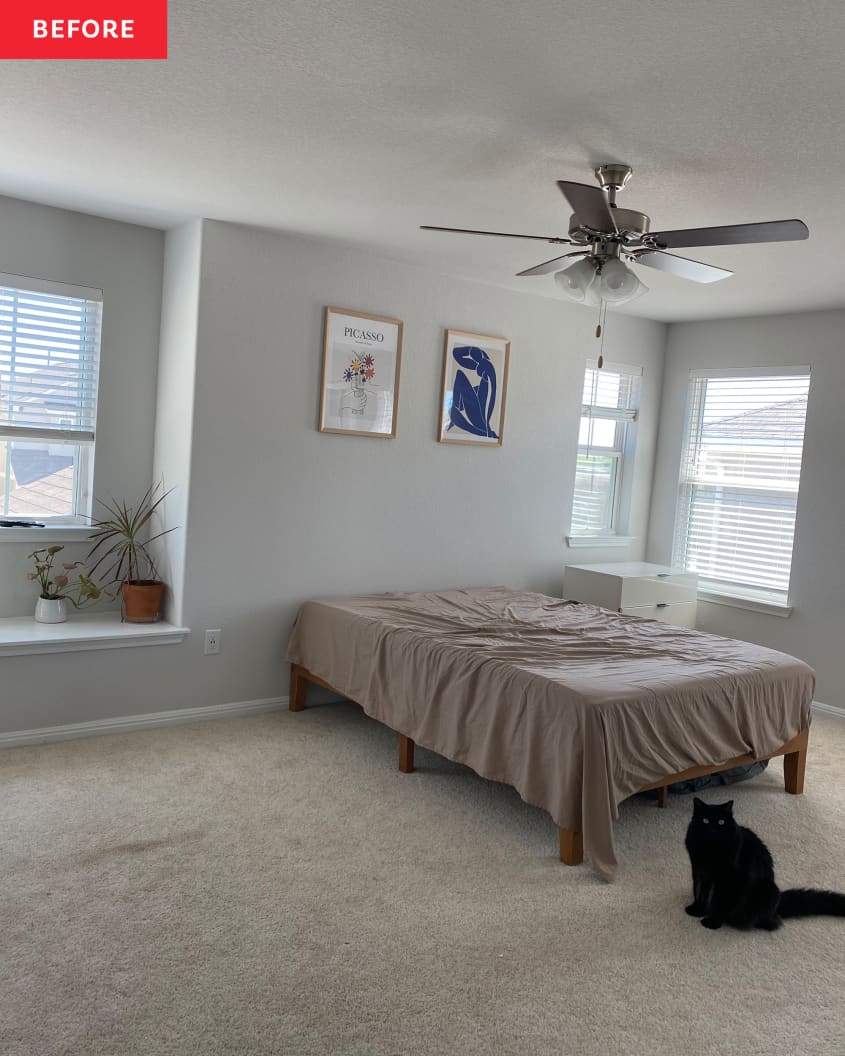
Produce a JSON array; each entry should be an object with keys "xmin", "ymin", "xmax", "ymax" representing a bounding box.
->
[{"xmin": 1, "ymin": 2, "xmax": 843, "ymax": 1054}]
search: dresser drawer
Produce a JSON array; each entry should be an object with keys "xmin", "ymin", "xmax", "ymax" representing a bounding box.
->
[
  {"xmin": 621, "ymin": 601, "xmax": 697, "ymax": 628},
  {"xmin": 563, "ymin": 562, "xmax": 699, "ymax": 621},
  {"xmin": 618, "ymin": 572, "xmax": 697, "ymax": 608}
]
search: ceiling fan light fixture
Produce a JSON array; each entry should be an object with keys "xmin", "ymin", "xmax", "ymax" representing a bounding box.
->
[
  {"xmin": 423, "ymin": 165, "xmax": 809, "ymax": 302},
  {"xmin": 554, "ymin": 258, "xmax": 598, "ymax": 303}
]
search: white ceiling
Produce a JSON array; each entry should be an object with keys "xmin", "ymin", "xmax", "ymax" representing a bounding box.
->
[{"xmin": 2, "ymin": 0, "xmax": 843, "ymax": 322}]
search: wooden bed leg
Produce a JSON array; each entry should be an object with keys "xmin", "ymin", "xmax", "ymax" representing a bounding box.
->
[
  {"xmin": 559, "ymin": 828, "xmax": 583, "ymax": 866},
  {"xmin": 399, "ymin": 735, "xmax": 415, "ymax": 773},
  {"xmin": 289, "ymin": 664, "xmax": 309, "ymax": 712},
  {"xmin": 784, "ymin": 728, "xmax": 809, "ymax": 795},
  {"xmin": 657, "ymin": 785, "xmax": 669, "ymax": 809}
]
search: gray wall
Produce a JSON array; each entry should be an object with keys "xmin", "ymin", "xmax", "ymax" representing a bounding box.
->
[
  {"xmin": 0, "ymin": 195, "xmax": 164, "ymax": 618},
  {"xmin": 176, "ymin": 221, "xmax": 666, "ymax": 708},
  {"xmin": 0, "ymin": 213, "xmax": 666, "ymax": 734},
  {"xmin": 648, "ymin": 310, "xmax": 845, "ymax": 709}
]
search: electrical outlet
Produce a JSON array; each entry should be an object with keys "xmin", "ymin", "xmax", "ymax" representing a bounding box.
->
[{"xmin": 204, "ymin": 629, "xmax": 221, "ymax": 655}]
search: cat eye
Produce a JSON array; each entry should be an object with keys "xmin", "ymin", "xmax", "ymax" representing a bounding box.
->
[
  {"xmin": 701, "ymin": 818, "xmax": 709, "ymax": 824},
  {"xmin": 718, "ymin": 819, "xmax": 725, "ymax": 825}
]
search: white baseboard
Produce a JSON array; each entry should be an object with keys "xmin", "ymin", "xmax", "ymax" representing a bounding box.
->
[
  {"xmin": 0, "ymin": 696, "xmax": 289, "ymax": 749},
  {"xmin": 3, "ymin": 695, "xmax": 839, "ymax": 751},
  {"xmin": 812, "ymin": 700, "xmax": 844, "ymax": 720}
]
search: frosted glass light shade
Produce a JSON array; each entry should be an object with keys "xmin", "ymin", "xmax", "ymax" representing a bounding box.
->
[
  {"xmin": 596, "ymin": 258, "xmax": 648, "ymax": 304},
  {"xmin": 554, "ymin": 258, "xmax": 599, "ymax": 304}
]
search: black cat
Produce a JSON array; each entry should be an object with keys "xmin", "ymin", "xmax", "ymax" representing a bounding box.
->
[{"xmin": 684, "ymin": 797, "xmax": 845, "ymax": 930}]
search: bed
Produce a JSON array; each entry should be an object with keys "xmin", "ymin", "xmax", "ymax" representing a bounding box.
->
[{"xmin": 285, "ymin": 586, "xmax": 814, "ymax": 880}]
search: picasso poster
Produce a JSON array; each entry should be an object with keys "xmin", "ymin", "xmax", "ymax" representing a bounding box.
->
[
  {"xmin": 438, "ymin": 329, "xmax": 510, "ymax": 446},
  {"xmin": 319, "ymin": 307, "xmax": 403, "ymax": 437}
]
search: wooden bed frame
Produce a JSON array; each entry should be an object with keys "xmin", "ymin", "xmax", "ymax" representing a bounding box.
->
[{"xmin": 288, "ymin": 662, "xmax": 809, "ymax": 866}]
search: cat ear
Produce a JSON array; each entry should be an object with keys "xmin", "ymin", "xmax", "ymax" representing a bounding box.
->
[
  {"xmin": 724, "ymin": 800, "xmax": 734, "ymax": 813},
  {"xmin": 693, "ymin": 797, "xmax": 704, "ymax": 810}
]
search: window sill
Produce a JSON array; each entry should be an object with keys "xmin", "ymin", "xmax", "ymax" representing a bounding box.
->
[
  {"xmin": 0, "ymin": 524, "xmax": 92, "ymax": 544},
  {"xmin": 566, "ymin": 535, "xmax": 634, "ymax": 549},
  {"xmin": 0, "ymin": 612, "xmax": 190, "ymax": 656},
  {"xmin": 697, "ymin": 590, "xmax": 792, "ymax": 619}
]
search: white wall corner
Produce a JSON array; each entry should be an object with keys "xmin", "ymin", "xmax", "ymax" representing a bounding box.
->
[{"xmin": 151, "ymin": 219, "xmax": 204, "ymax": 626}]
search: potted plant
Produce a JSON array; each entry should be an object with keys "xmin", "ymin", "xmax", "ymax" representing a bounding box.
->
[
  {"xmin": 27, "ymin": 545, "xmax": 103, "ymax": 623},
  {"xmin": 86, "ymin": 483, "xmax": 176, "ymax": 623}
]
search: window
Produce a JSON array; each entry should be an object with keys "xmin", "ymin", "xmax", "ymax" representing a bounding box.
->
[
  {"xmin": 0, "ymin": 274, "xmax": 102, "ymax": 523},
  {"xmin": 569, "ymin": 360, "xmax": 641, "ymax": 536},
  {"xmin": 673, "ymin": 368, "xmax": 810, "ymax": 606}
]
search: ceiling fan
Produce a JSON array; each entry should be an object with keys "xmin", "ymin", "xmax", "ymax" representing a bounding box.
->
[{"xmin": 421, "ymin": 164, "xmax": 809, "ymax": 305}]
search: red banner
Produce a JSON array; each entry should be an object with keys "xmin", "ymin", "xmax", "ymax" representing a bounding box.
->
[{"xmin": 3, "ymin": 1, "xmax": 168, "ymax": 59}]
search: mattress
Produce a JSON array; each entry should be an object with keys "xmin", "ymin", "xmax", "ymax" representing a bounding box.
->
[{"xmin": 286, "ymin": 586, "xmax": 815, "ymax": 879}]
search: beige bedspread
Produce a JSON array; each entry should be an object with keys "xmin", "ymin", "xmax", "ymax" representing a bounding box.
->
[{"xmin": 286, "ymin": 587, "xmax": 815, "ymax": 880}]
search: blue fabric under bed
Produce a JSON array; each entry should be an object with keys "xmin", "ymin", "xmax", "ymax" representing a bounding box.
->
[{"xmin": 639, "ymin": 759, "xmax": 769, "ymax": 799}]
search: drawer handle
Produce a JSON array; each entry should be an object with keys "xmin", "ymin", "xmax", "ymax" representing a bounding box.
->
[
  {"xmin": 657, "ymin": 573, "xmax": 669, "ymax": 578},
  {"xmin": 656, "ymin": 603, "xmax": 668, "ymax": 608}
]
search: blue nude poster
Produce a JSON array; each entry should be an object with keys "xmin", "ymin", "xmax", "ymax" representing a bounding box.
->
[{"xmin": 438, "ymin": 329, "xmax": 510, "ymax": 446}]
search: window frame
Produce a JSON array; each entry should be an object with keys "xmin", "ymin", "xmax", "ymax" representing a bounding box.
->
[
  {"xmin": 0, "ymin": 272, "xmax": 103, "ymax": 526},
  {"xmin": 672, "ymin": 364, "xmax": 811, "ymax": 608},
  {"xmin": 568, "ymin": 358, "xmax": 642, "ymax": 541}
]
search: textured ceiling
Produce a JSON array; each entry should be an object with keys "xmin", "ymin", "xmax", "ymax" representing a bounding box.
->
[{"xmin": 1, "ymin": 0, "xmax": 843, "ymax": 321}]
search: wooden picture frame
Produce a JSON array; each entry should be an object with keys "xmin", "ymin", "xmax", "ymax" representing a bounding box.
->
[
  {"xmin": 319, "ymin": 306, "xmax": 403, "ymax": 438},
  {"xmin": 438, "ymin": 329, "xmax": 510, "ymax": 446}
]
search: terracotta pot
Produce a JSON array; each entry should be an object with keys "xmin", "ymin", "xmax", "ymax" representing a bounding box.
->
[{"xmin": 122, "ymin": 580, "xmax": 166, "ymax": 623}]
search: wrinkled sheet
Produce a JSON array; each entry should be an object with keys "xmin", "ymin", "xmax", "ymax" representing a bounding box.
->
[{"xmin": 286, "ymin": 587, "xmax": 815, "ymax": 880}]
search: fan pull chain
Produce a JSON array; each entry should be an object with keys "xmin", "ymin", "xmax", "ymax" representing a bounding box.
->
[{"xmin": 596, "ymin": 300, "xmax": 607, "ymax": 368}]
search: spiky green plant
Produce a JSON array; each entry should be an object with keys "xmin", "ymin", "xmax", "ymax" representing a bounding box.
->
[{"xmin": 86, "ymin": 482, "xmax": 176, "ymax": 586}]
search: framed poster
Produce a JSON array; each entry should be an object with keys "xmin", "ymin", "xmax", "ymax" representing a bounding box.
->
[
  {"xmin": 438, "ymin": 329, "xmax": 510, "ymax": 446},
  {"xmin": 319, "ymin": 307, "xmax": 403, "ymax": 438}
]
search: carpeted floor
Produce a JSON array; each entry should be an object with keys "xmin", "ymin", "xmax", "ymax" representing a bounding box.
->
[{"xmin": 1, "ymin": 703, "xmax": 844, "ymax": 1056}]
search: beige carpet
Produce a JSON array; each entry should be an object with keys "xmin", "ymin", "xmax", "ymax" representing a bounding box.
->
[{"xmin": 1, "ymin": 703, "xmax": 844, "ymax": 1056}]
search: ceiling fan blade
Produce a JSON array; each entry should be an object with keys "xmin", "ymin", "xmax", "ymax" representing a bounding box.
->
[
  {"xmin": 633, "ymin": 251, "xmax": 732, "ymax": 284},
  {"xmin": 516, "ymin": 251, "xmax": 589, "ymax": 277},
  {"xmin": 557, "ymin": 181, "xmax": 617, "ymax": 233},
  {"xmin": 649, "ymin": 218, "xmax": 809, "ymax": 250},
  {"xmin": 420, "ymin": 225, "xmax": 570, "ymax": 244}
]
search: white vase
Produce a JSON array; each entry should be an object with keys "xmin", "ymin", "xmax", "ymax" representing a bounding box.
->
[{"xmin": 35, "ymin": 597, "xmax": 67, "ymax": 624}]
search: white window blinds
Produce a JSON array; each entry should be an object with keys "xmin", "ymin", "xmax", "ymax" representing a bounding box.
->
[
  {"xmin": 673, "ymin": 368, "xmax": 810, "ymax": 605},
  {"xmin": 581, "ymin": 362, "xmax": 641, "ymax": 426},
  {"xmin": 0, "ymin": 275, "xmax": 103, "ymax": 442}
]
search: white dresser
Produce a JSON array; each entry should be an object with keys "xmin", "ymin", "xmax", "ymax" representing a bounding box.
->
[{"xmin": 563, "ymin": 561, "xmax": 698, "ymax": 628}]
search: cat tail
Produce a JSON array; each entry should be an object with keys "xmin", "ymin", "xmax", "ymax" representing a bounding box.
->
[{"xmin": 778, "ymin": 888, "xmax": 845, "ymax": 918}]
